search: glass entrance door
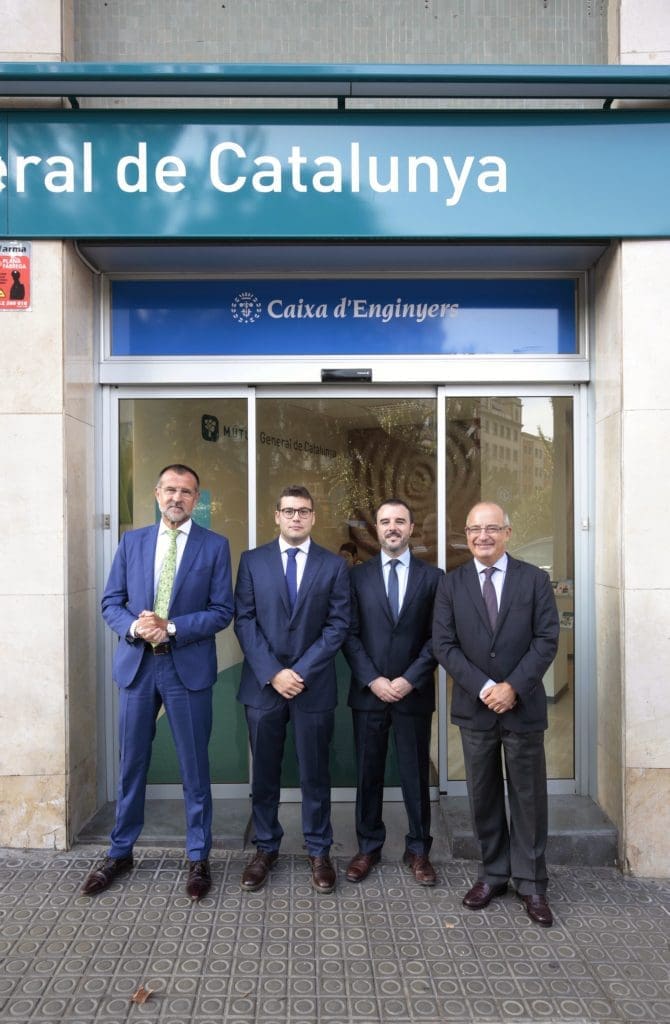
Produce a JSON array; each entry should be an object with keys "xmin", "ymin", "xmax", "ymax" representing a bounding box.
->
[
  {"xmin": 255, "ymin": 393, "xmax": 439, "ymax": 796},
  {"xmin": 443, "ymin": 394, "xmax": 576, "ymax": 788},
  {"xmin": 107, "ymin": 386, "xmax": 581, "ymax": 800}
]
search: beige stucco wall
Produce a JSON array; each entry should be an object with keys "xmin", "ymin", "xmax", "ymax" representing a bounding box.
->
[
  {"xmin": 597, "ymin": 0, "xmax": 670, "ymax": 876},
  {"xmin": 0, "ymin": 0, "xmax": 97, "ymax": 848}
]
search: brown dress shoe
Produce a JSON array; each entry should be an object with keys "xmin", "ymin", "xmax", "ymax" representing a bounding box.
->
[
  {"xmin": 402, "ymin": 851, "xmax": 437, "ymax": 886},
  {"xmin": 463, "ymin": 880, "xmax": 508, "ymax": 909},
  {"xmin": 519, "ymin": 893, "xmax": 553, "ymax": 927},
  {"xmin": 346, "ymin": 850, "xmax": 381, "ymax": 883},
  {"xmin": 186, "ymin": 859, "xmax": 211, "ymax": 900},
  {"xmin": 81, "ymin": 854, "xmax": 134, "ymax": 896},
  {"xmin": 241, "ymin": 850, "xmax": 278, "ymax": 891},
  {"xmin": 309, "ymin": 855, "xmax": 336, "ymax": 893}
]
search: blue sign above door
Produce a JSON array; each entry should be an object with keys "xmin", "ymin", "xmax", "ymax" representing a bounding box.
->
[{"xmin": 111, "ymin": 279, "xmax": 576, "ymax": 356}]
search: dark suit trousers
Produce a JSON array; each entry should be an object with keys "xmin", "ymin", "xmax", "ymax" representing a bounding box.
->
[
  {"xmin": 352, "ymin": 707, "xmax": 432, "ymax": 856},
  {"xmin": 245, "ymin": 702, "xmax": 335, "ymax": 856},
  {"xmin": 109, "ymin": 648, "xmax": 213, "ymax": 861},
  {"xmin": 460, "ymin": 722, "xmax": 548, "ymax": 895}
]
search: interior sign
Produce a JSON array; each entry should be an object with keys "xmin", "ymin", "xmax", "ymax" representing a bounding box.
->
[{"xmin": 0, "ymin": 240, "xmax": 30, "ymax": 311}]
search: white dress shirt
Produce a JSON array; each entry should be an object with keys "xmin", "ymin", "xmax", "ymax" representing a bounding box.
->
[
  {"xmin": 473, "ymin": 552, "xmax": 508, "ymax": 698},
  {"xmin": 279, "ymin": 537, "xmax": 311, "ymax": 591},
  {"xmin": 381, "ymin": 548, "xmax": 411, "ymax": 613}
]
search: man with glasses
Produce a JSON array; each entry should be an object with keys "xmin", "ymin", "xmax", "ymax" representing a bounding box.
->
[
  {"xmin": 433, "ymin": 502, "xmax": 559, "ymax": 926},
  {"xmin": 234, "ymin": 485, "xmax": 350, "ymax": 893}
]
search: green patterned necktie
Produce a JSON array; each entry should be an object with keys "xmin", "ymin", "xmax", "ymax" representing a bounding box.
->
[{"xmin": 154, "ymin": 528, "xmax": 179, "ymax": 619}]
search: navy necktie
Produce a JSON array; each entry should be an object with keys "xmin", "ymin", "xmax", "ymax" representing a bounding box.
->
[
  {"xmin": 388, "ymin": 559, "xmax": 400, "ymax": 622},
  {"xmin": 286, "ymin": 548, "xmax": 299, "ymax": 611},
  {"xmin": 482, "ymin": 566, "xmax": 498, "ymax": 629}
]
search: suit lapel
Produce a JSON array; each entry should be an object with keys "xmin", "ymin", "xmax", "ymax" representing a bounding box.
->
[
  {"xmin": 143, "ymin": 525, "xmax": 159, "ymax": 609},
  {"xmin": 292, "ymin": 541, "xmax": 323, "ymax": 616},
  {"xmin": 466, "ymin": 560, "xmax": 492, "ymax": 632},
  {"xmin": 496, "ymin": 555, "xmax": 520, "ymax": 632},
  {"xmin": 370, "ymin": 555, "xmax": 394, "ymax": 625},
  {"xmin": 399, "ymin": 554, "xmax": 423, "ymax": 620},
  {"xmin": 168, "ymin": 522, "xmax": 203, "ymax": 609},
  {"xmin": 270, "ymin": 539, "xmax": 292, "ymax": 617}
]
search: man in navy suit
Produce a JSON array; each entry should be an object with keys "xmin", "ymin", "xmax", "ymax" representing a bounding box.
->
[
  {"xmin": 432, "ymin": 502, "xmax": 559, "ymax": 926},
  {"xmin": 343, "ymin": 499, "xmax": 443, "ymax": 886},
  {"xmin": 234, "ymin": 485, "xmax": 350, "ymax": 894},
  {"xmin": 82, "ymin": 464, "xmax": 234, "ymax": 900}
]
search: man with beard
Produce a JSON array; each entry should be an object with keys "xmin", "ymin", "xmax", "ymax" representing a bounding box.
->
[
  {"xmin": 82, "ymin": 464, "xmax": 234, "ymax": 901},
  {"xmin": 343, "ymin": 498, "xmax": 443, "ymax": 886}
]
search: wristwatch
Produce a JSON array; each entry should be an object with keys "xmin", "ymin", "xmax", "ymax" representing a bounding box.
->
[{"xmin": 166, "ymin": 621, "xmax": 176, "ymax": 637}]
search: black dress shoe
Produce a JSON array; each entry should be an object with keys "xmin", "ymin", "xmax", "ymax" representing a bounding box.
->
[
  {"xmin": 241, "ymin": 850, "xmax": 278, "ymax": 891},
  {"xmin": 81, "ymin": 854, "xmax": 134, "ymax": 896},
  {"xmin": 519, "ymin": 893, "xmax": 553, "ymax": 927},
  {"xmin": 186, "ymin": 859, "xmax": 211, "ymax": 900},
  {"xmin": 346, "ymin": 850, "xmax": 381, "ymax": 883},
  {"xmin": 309, "ymin": 855, "xmax": 336, "ymax": 893},
  {"xmin": 462, "ymin": 880, "xmax": 508, "ymax": 909}
]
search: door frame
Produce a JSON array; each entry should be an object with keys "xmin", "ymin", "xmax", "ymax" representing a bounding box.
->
[{"xmin": 100, "ymin": 381, "xmax": 591, "ymax": 803}]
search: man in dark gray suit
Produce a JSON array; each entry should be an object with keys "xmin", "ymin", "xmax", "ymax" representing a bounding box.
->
[
  {"xmin": 433, "ymin": 502, "xmax": 559, "ymax": 926},
  {"xmin": 343, "ymin": 499, "xmax": 443, "ymax": 886}
]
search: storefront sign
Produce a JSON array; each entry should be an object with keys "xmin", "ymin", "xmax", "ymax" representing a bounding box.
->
[
  {"xmin": 1, "ymin": 110, "xmax": 670, "ymax": 239},
  {"xmin": 0, "ymin": 240, "xmax": 30, "ymax": 310},
  {"xmin": 111, "ymin": 278, "xmax": 576, "ymax": 356}
]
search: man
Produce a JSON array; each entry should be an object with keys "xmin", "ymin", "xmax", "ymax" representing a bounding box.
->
[
  {"xmin": 82, "ymin": 464, "xmax": 234, "ymax": 901},
  {"xmin": 234, "ymin": 485, "xmax": 350, "ymax": 894},
  {"xmin": 343, "ymin": 499, "xmax": 443, "ymax": 886},
  {"xmin": 432, "ymin": 501, "xmax": 559, "ymax": 926}
]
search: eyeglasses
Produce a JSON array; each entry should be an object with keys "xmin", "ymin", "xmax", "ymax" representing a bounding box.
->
[
  {"xmin": 465, "ymin": 524, "xmax": 508, "ymax": 536},
  {"xmin": 279, "ymin": 507, "xmax": 313, "ymax": 519}
]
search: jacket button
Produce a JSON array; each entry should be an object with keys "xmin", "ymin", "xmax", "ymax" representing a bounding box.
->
[{"xmin": 490, "ymin": 651, "xmax": 496, "ymax": 658}]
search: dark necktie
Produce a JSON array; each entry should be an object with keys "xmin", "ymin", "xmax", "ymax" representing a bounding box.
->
[
  {"xmin": 286, "ymin": 548, "xmax": 299, "ymax": 612},
  {"xmin": 482, "ymin": 566, "xmax": 498, "ymax": 629},
  {"xmin": 387, "ymin": 559, "xmax": 400, "ymax": 622}
]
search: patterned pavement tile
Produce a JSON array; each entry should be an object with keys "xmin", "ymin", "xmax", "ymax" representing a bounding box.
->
[{"xmin": 1, "ymin": 848, "xmax": 669, "ymax": 1022}]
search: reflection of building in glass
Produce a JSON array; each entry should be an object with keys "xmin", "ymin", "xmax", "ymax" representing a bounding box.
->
[
  {"xmin": 478, "ymin": 397, "xmax": 523, "ymax": 490},
  {"xmin": 521, "ymin": 431, "xmax": 553, "ymax": 493}
]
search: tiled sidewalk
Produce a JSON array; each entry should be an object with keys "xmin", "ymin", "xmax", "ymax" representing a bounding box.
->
[{"xmin": 1, "ymin": 846, "xmax": 669, "ymax": 1024}]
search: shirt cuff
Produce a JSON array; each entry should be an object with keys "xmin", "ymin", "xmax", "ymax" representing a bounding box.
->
[{"xmin": 479, "ymin": 680, "xmax": 496, "ymax": 700}]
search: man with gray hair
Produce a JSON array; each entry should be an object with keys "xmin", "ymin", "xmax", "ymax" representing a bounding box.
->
[{"xmin": 433, "ymin": 501, "xmax": 559, "ymax": 926}]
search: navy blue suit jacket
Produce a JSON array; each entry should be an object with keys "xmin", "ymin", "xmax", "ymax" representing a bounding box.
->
[
  {"xmin": 344, "ymin": 553, "xmax": 443, "ymax": 716},
  {"xmin": 234, "ymin": 538, "xmax": 350, "ymax": 712},
  {"xmin": 101, "ymin": 522, "xmax": 234, "ymax": 691},
  {"xmin": 432, "ymin": 555, "xmax": 559, "ymax": 732}
]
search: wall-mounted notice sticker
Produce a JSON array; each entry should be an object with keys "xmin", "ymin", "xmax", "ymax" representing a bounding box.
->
[{"xmin": 0, "ymin": 241, "xmax": 31, "ymax": 311}]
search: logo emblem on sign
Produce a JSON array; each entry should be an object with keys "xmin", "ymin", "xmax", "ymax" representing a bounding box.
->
[{"xmin": 231, "ymin": 291, "xmax": 262, "ymax": 325}]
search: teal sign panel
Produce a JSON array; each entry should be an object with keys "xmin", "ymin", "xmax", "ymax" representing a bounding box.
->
[{"xmin": 2, "ymin": 109, "xmax": 670, "ymax": 238}]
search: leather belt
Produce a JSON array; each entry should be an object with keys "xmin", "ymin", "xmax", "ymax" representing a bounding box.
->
[{"xmin": 148, "ymin": 641, "xmax": 171, "ymax": 655}]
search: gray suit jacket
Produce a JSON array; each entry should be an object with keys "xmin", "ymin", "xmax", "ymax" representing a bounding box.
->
[{"xmin": 432, "ymin": 555, "xmax": 559, "ymax": 732}]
